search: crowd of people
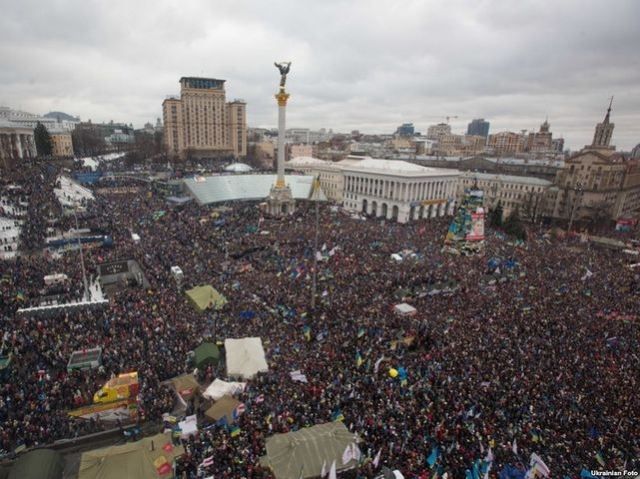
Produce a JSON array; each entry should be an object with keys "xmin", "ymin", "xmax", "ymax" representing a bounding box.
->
[{"xmin": 0, "ymin": 164, "xmax": 638, "ymax": 478}]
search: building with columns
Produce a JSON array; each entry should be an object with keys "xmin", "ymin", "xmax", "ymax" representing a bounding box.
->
[
  {"xmin": 341, "ymin": 158, "xmax": 459, "ymax": 222},
  {"xmin": 0, "ymin": 119, "xmax": 36, "ymax": 169},
  {"xmin": 286, "ymin": 156, "xmax": 459, "ymax": 221}
]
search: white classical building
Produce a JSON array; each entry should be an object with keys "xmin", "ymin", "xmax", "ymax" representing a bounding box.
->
[
  {"xmin": 287, "ymin": 155, "xmax": 459, "ymax": 223},
  {"xmin": 341, "ymin": 158, "xmax": 459, "ymax": 222},
  {"xmin": 0, "ymin": 119, "xmax": 37, "ymax": 169}
]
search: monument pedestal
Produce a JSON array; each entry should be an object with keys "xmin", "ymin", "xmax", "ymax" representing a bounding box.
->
[{"xmin": 267, "ymin": 184, "xmax": 296, "ymax": 216}]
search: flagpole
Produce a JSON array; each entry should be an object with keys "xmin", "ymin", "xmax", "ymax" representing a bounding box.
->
[{"xmin": 311, "ymin": 177, "xmax": 319, "ymax": 311}]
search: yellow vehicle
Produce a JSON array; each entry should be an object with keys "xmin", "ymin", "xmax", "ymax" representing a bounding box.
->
[{"xmin": 93, "ymin": 372, "xmax": 140, "ymax": 404}]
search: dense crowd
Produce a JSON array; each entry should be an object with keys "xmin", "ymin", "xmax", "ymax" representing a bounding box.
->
[{"xmin": 0, "ymin": 166, "xmax": 638, "ymax": 478}]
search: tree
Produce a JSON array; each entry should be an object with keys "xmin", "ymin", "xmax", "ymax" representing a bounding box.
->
[
  {"xmin": 72, "ymin": 127, "xmax": 107, "ymax": 156},
  {"xmin": 489, "ymin": 201, "xmax": 504, "ymax": 228},
  {"xmin": 34, "ymin": 122, "xmax": 53, "ymax": 156},
  {"xmin": 588, "ymin": 201, "xmax": 612, "ymax": 233},
  {"xmin": 504, "ymin": 207, "xmax": 527, "ymax": 241}
]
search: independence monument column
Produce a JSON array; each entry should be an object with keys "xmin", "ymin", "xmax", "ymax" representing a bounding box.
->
[{"xmin": 267, "ymin": 61, "xmax": 296, "ymax": 216}]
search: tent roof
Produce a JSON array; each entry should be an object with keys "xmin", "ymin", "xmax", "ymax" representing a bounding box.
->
[
  {"xmin": 78, "ymin": 433, "xmax": 184, "ymax": 479},
  {"xmin": 261, "ymin": 422, "xmax": 360, "ymax": 479},
  {"xmin": 169, "ymin": 374, "xmax": 200, "ymax": 398},
  {"xmin": 394, "ymin": 303, "xmax": 417, "ymax": 315},
  {"xmin": 203, "ymin": 378, "xmax": 247, "ymax": 401},
  {"xmin": 204, "ymin": 396, "xmax": 240, "ymax": 424},
  {"xmin": 225, "ymin": 337, "xmax": 269, "ymax": 379},
  {"xmin": 194, "ymin": 342, "xmax": 220, "ymax": 368},
  {"xmin": 8, "ymin": 449, "xmax": 64, "ymax": 479},
  {"xmin": 185, "ymin": 285, "xmax": 228, "ymax": 312}
]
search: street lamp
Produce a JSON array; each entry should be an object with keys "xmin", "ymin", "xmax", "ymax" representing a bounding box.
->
[{"xmin": 310, "ymin": 176, "xmax": 322, "ymax": 311}]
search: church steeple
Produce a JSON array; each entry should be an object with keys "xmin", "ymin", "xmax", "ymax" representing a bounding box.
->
[
  {"xmin": 602, "ymin": 96, "xmax": 613, "ymax": 123},
  {"xmin": 591, "ymin": 97, "xmax": 615, "ymax": 149}
]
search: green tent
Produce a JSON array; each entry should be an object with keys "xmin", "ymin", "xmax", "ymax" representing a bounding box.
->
[
  {"xmin": 78, "ymin": 433, "xmax": 184, "ymax": 479},
  {"xmin": 185, "ymin": 285, "xmax": 228, "ymax": 312},
  {"xmin": 8, "ymin": 449, "xmax": 64, "ymax": 479},
  {"xmin": 260, "ymin": 422, "xmax": 360, "ymax": 479},
  {"xmin": 194, "ymin": 342, "xmax": 220, "ymax": 369}
]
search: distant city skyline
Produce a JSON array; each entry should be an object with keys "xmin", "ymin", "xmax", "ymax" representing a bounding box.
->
[{"xmin": 1, "ymin": 0, "xmax": 638, "ymax": 150}]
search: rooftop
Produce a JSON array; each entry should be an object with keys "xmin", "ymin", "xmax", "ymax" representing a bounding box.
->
[
  {"xmin": 342, "ymin": 158, "xmax": 459, "ymax": 177},
  {"xmin": 459, "ymin": 171, "xmax": 552, "ymax": 186},
  {"xmin": 183, "ymin": 174, "xmax": 326, "ymax": 204}
]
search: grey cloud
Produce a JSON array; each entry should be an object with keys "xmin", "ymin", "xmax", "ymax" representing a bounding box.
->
[{"xmin": 0, "ymin": 0, "xmax": 638, "ymax": 150}]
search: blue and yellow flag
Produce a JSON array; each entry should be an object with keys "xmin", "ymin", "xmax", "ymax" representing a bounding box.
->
[
  {"xmin": 331, "ymin": 410, "xmax": 344, "ymax": 422},
  {"xmin": 303, "ymin": 325, "xmax": 311, "ymax": 342},
  {"xmin": 356, "ymin": 352, "xmax": 364, "ymax": 367}
]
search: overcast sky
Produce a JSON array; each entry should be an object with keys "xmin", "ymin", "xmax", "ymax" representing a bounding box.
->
[{"xmin": 1, "ymin": 0, "xmax": 638, "ymax": 150}]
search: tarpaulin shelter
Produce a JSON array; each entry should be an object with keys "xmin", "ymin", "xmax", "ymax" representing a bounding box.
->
[
  {"xmin": 204, "ymin": 396, "xmax": 240, "ymax": 424},
  {"xmin": 169, "ymin": 373, "xmax": 200, "ymax": 400},
  {"xmin": 225, "ymin": 337, "xmax": 269, "ymax": 379},
  {"xmin": 393, "ymin": 303, "xmax": 417, "ymax": 316},
  {"xmin": 78, "ymin": 433, "xmax": 184, "ymax": 479},
  {"xmin": 203, "ymin": 378, "xmax": 247, "ymax": 401},
  {"xmin": 260, "ymin": 422, "xmax": 360, "ymax": 479},
  {"xmin": 194, "ymin": 342, "xmax": 220, "ymax": 369},
  {"xmin": 8, "ymin": 449, "xmax": 64, "ymax": 479},
  {"xmin": 185, "ymin": 285, "xmax": 228, "ymax": 311}
]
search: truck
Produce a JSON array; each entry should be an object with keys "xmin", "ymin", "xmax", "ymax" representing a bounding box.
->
[{"xmin": 93, "ymin": 372, "xmax": 139, "ymax": 404}]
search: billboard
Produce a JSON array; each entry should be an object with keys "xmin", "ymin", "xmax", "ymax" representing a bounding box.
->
[{"xmin": 466, "ymin": 210, "xmax": 485, "ymax": 241}]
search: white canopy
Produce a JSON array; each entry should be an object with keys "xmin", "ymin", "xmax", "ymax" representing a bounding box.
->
[
  {"xmin": 202, "ymin": 379, "xmax": 247, "ymax": 401},
  {"xmin": 394, "ymin": 303, "xmax": 417, "ymax": 316},
  {"xmin": 178, "ymin": 414, "xmax": 198, "ymax": 438},
  {"xmin": 225, "ymin": 337, "xmax": 269, "ymax": 379}
]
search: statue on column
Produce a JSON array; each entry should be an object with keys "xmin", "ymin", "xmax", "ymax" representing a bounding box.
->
[{"xmin": 274, "ymin": 62, "xmax": 291, "ymax": 90}]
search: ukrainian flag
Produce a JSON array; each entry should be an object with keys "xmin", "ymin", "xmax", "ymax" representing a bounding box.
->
[
  {"xmin": 230, "ymin": 425, "xmax": 241, "ymax": 438},
  {"xmin": 331, "ymin": 410, "xmax": 344, "ymax": 422},
  {"xmin": 531, "ymin": 429, "xmax": 541, "ymax": 443},
  {"xmin": 356, "ymin": 352, "xmax": 363, "ymax": 367},
  {"xmin": 303, "ymin": 325, "xmax": 311, "ymax": 342}
]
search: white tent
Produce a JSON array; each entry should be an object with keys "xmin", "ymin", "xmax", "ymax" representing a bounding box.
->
[
  {"xmin": 394, "ymin": 303, "xmax": 417, "ymax": 316},
  {"xmin": 225, "ymin": 337, "xmax": 269, "ymax": 379},
  {"xmin": 202, "ymin": 379, "xmax": 247, "ymax": 401}
]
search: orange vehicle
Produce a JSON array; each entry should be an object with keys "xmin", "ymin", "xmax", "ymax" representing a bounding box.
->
[{"xmin": 93, "ymin": 372, "xmax": 139, "ymax": 404}]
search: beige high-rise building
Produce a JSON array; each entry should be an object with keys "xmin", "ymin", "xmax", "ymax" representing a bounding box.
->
[
  {"xmin": 487, "ymin": 131, "xmax": 526, "ymax": 155},
  {"xmin": 162, "ymin": 77, "xmax": 247, "ymax": 159}
]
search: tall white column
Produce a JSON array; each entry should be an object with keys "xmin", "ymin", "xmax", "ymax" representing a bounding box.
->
[
  {"xmin": 274, "ymin": 91, "xmax": 289, "ymax": 188},
  {"xmin": 276, "ymin": 103, "xmax": 286, "ymax": 186}
]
